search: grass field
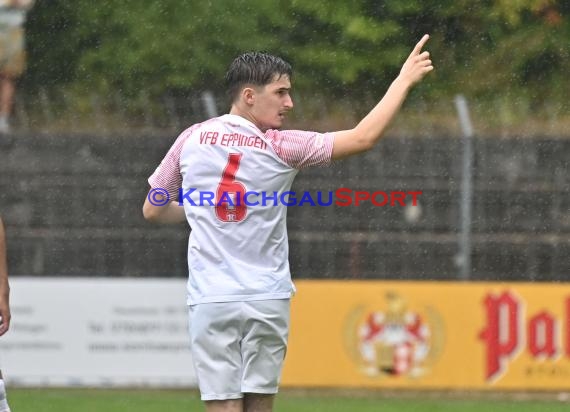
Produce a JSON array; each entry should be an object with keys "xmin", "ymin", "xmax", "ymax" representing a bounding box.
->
[{"xmin": 9, "ymin": 388, "xmax": 570, "ymax": 411}]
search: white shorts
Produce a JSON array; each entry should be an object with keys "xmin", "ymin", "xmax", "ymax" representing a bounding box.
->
[{"xmin": 188, "ymin": 299, "xmax": 290, "ymax": 401}]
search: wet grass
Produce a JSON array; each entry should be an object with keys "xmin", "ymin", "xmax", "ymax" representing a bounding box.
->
[{"xmin": 9, "ymin": 388, "xmax": 570, "ymax": 412}]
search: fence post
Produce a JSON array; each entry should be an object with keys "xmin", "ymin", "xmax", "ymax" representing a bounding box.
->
[
  {"xmin": 454, "ymin": 94, "xmax": 474, "ymax": 280},
  {"xmin": 201, "ymin": 91, "xmax": 218, "ymax": 118}
]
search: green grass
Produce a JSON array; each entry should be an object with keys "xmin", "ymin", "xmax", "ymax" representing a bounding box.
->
[
  {"xmin": 8, "ymin": 388, "xmax": 570, "ymax": 412},
  {"xmin": 9, "ymin": 388, "xmax": 201, "ymax": 412}
]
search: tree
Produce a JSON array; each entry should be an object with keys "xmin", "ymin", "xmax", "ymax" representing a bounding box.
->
[{"xmin": 20, "ymin": 0, "xmax": 569, "ymax": 120}]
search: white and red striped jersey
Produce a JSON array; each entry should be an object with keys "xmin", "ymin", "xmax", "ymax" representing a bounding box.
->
[{"xmin": 149, "ymin": 114, "xmax": 334, "ymax": 305}]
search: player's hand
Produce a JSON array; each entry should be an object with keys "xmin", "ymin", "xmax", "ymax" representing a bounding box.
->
[
  {"xmin": 398, "ymin": 34, "xmax": 433, "ymax": 87},
  {"xmin": 0, "ymin": 291, "xmax": 10, "ymax": 336}
]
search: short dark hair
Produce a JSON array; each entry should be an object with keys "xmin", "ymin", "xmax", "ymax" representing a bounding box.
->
[{"xmin": 225, "ymin": 52, "xmax": 292, "ymax": 104}]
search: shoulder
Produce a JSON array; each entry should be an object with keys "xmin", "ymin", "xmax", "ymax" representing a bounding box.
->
[
  {"xmin": 265, "ymin": 128, "xmax": 331, "ymax": 148},
  {"xmin": 264, "ymin": 129, "xmax": 335, "ymax": 169}
]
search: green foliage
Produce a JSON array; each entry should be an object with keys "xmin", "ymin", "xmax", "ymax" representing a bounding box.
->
[{"xmin": 20, "ymin": 0, "xmax": 569, "ymax": 116}]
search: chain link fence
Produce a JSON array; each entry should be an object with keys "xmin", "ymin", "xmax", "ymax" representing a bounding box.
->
[{"xmin": 1, "ymin": 93, "xmax": 569, "ymax": 281}]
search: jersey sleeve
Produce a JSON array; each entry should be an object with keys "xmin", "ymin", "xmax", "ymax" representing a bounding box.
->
[
  {"xmin": 265, "ymin": 129, "xmax": 335, "ymax": 169},
  {"xmin": 147, "ymin": 129, "xmax": 192, "ymax": 201}
]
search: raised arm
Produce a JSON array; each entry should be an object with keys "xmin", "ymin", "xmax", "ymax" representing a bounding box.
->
[
  {"xmin": 332, "ymin": 34, "xmax": 433, "ymax": 160},
  {"xmin": 0, "ymin": 217, "xmax": 11, "ymax": 336}
]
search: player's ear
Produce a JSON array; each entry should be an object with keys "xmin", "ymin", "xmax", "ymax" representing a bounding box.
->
[{"xmin": 242, "ymin": 87, "xmax": 256, "ymax": 105}]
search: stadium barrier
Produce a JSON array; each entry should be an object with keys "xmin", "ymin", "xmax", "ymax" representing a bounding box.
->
[
  {"xmin": 0, "ymin": 277, "xmax": 197, "ymax": 387},
  {"xmin": 2, "ymin": 278, "xmax": 569, "ymax": 390},
  {"xmin": 283, "ymin": 280, "xmax": 570, "ymax": 390}
]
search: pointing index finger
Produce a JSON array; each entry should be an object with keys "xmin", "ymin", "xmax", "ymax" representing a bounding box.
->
[{"xmin": 410, "ymin": 34, "xmax": 430, "ymax": 57}]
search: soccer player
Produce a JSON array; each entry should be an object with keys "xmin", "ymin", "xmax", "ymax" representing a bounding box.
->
[
  {"xmin": 0, "ymin": 216, "xmax": 11, "ymax": 412},
  {"xmin": 0, "ymin": 0, "xmax": 35, "ymax": 134},
  {"xmin": 143, "ymin": 35, "xmax": 433, "ymax": 412}
]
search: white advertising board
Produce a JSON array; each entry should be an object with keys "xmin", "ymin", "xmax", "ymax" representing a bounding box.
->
[{"xmin": 0, "ymin": 277, "xmax": 197, "ymax": 387}]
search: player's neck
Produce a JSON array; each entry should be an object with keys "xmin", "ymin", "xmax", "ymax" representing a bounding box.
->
[{"xmin": 229, "ymin": 106, "xmax": 266, "ymax": 132}]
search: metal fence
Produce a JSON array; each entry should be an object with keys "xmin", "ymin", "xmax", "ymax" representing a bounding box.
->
[
  {"xmin": 1, "ymin": 94, "xmax": 569, "ymax": 281},
  {"xmin": 12, "ymin": 89, "xmax": 570, "ymax": 138}
]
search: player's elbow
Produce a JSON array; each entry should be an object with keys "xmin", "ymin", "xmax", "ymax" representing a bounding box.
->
[
  {"xmin": 357, "ymin": 124, "xmax": 383, "ymax": 152},
  {"xmin": 349, "ymin": 135, "xmax": 376, "ymax": 156},
  {"xmin": 142, "ymin": 202, "xmax": 162, "ymax": 222},
  {"xmin": 357, "ymin": 135, "xmax": 375, "ymax": 153}
]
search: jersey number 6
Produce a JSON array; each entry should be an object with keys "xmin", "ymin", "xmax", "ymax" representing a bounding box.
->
[{"xmin": 215, "ymin": 153, "xmax": 247, "ymax": 222}]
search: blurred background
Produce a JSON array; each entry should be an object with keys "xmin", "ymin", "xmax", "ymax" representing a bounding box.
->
[
  {"xmin": 0, "ymin": 0, "xmax": 569, "ymax": 407},
  {"xmin": 1, "ymin": 0, "xmax": 567, "ymax": 282}
]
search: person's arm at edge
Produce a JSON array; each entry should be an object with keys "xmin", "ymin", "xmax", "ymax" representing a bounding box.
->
[
  {"xmin": 332, "ymin": 34, "xmax": 434, "ymax": 160},
  {"xmin": 142, "ymin": 191, "xmax": 187, "ymax": 224},
  {"xmin": 0, "ymin": 217, "xmax": 11, "ymax": 336}
]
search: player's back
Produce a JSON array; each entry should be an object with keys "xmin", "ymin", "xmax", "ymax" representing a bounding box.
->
[{"xmin": 179, "ymin": 114, "xmax": 298, "ymax": 305}]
